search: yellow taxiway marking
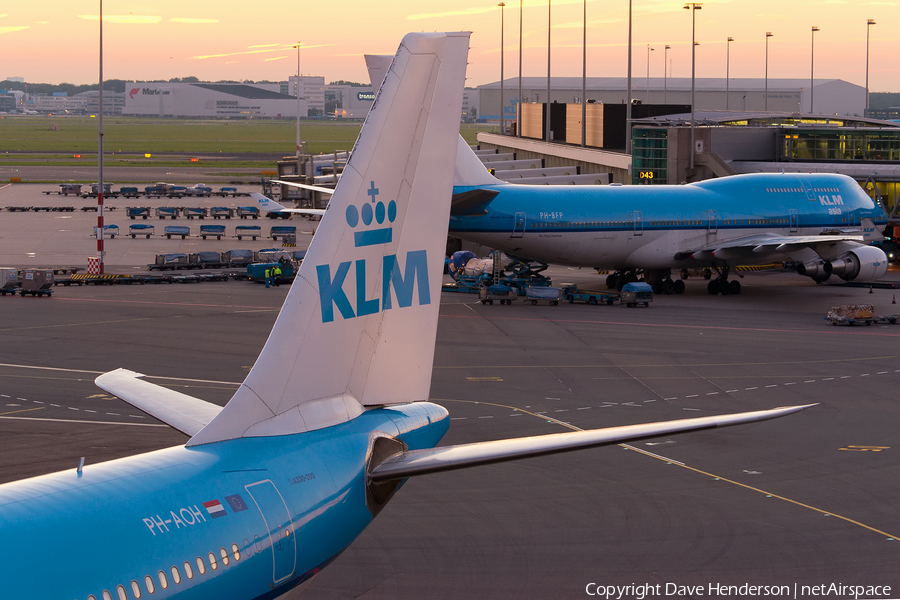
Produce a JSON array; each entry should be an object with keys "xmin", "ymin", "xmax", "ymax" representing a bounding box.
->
[
  {"xmin": 435, "ymin": 397, "xmax": 899, "ymax": 542},
  {"xmin": 0, "ymin": 406, "xmax": 45, "ymax": 417}
]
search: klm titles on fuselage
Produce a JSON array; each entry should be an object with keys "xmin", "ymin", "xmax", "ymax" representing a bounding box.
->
[
  {"xmin": 819, "ymin": 194, "xmax": 844, "ymax": 205},
  {"xmin": 316, "ymin": 181, "xmax": 430, "ymax": 323}
]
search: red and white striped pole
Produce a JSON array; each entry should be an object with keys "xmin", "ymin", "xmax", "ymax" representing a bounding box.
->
[{"xmin": 97, "ymin": 0, "xmax": 105, "ymax": 274}]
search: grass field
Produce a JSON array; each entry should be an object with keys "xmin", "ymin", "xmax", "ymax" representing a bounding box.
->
[{"xmin": 0, "ymin": 116, "xmax": 495, "ymax": 160}]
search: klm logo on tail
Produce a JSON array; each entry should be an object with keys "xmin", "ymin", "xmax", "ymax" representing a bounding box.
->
[{"xmin": 316, "ymin": 181, "xmax": 430, "ymax": 323}]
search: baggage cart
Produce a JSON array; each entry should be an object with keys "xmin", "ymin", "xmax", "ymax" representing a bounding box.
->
[
  {"xmin": 93, "ymin": 224, "xmax": 120, "ymax": 239},
  {"xmin": 119, "ymin": 187, "xmax": 141, "ymax": 198},
  {"xmin": 126, "ymin": 206, "xmax": 150, "ymax": 220},
  {"xmin": 217, "ymin": 187, "xmax": 239, "ymax": 197},
  {"xmin": 129, "ymin": 224, "xmax": 155, "ymax": 238},
  {"xmin": 526, "ymin": 286, "xmax": 561, "ymax": 305},
  {"xmin": 55, "ymin": 183, "xmax": 83, "ymax": 196},
  {"xmin": 621, "ymin": 282, "xmax": 653, "ymax": 307},
  {"xmin": 90, "ymin": 183, "xmax": 113, "ymax": 196},
  {"xmin": 199, "ymin": 225, "xmax": 226, "ymax": 240},
  {"xmin": 156, "ymin": 207, "xmax": 180, "ymax": 219},
  {"xmin": 164, "ymin": 225, "xmax": 190, "ymax": 239},
  {"xmin": 561, "ymin": 285, "xmax": 617, "ymax": 306},
  {"xmin": 0, "ymin": 268, "xmax": 18, "ymax": 294},
  {"xmin": 255, "ymin": 249, "xmax": 293, "ymax": 263},
  {"xmin": 210, "ymin": 207, "xmax": 233, "ymax": 219},
  {"xmin": 235, "ymin": 225, "xmax": 261, "ymax": 240},
  {"xmin": 479, "ymin": 284, "xmax": 517, "ymax": 305},
  {"xmin": 237, "ymin": 206, "xmax": 260, "ymax": 219},
  {"xmin": 826, "ymin": 304, "xmax": 876, "ymax": 326},
  {"xmin": 19, "ymin": 269, "xmax": 54, "ymax": 297},
  {"xmin": 168, "ymin": 186, "xmax": 187, "ymax": 198},
  {"xmin": 189, "ymin": 251, "xmax": 223, "ymax": 268},
  {"xmin": 150, "ymin": 253, "xmax": 190, "ymax": 270},
  {"xmin": 183, "ymin": 207, "xmax": 207, "ymax": 220},
  {"xmin": 270, "ymin": 226, "xmax": 297, "ymax": 241},
  {"xmin": 224, "ymin": 249, "xmax": 253, "ymax": 266}
]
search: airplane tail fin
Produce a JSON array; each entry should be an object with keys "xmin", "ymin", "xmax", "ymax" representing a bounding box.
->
[
  {"xmin": 453, "ymin": 135, "xmax": 504, "ymax": 188},
  {"xmin": 862, "ymin": 218, "xmax": 885, "ymax": 242},
  {"xmin": 251, "ymin": 192, "xmax": 288, "ymax": 214},
  {"xmin": 188, "ymin": 32, "xmax": 471, "ymax": 446}
]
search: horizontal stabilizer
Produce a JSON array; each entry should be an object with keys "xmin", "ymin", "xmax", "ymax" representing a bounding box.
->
[
  {"xmin": 370, "ymin": 404, "xmax": 814, "ymax": 482},
  {"xmin": 95, "ymin": 368, "xmax": 222, "ymax": 436}
]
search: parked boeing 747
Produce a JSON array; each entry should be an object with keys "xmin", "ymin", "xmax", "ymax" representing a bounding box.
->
[
  {"xmin": 0, "ymin": 33, "xmax": 811, "ymax": 600},
  {"xmin": 450, "ymin": 140, "xmax": 889, "ymax": 294}
]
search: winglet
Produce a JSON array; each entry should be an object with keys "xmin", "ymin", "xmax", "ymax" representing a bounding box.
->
[{"xmin": 187, "ymin": 32, "xmax": 471, "ymax": 447}]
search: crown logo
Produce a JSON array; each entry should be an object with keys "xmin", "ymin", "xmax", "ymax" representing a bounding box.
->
[{"xmin": 346, "ymin": 181, "xmax": 397, "ymax": 247}]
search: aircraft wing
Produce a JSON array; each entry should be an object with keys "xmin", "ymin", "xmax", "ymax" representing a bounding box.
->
[
  {"xmin": 271, "ymin": 179, "xmax": 335, "ymax": 195},
  {"xmin": 369, "ymin": 404, "xmax": 813, "ymax": 482},
  {"xmin": 676, "ymin": 233, "xmax": 865, "ymax": 260},
  {"xmin": 95, "ymin": 368, "xmax": 222, "ymax": 436}
]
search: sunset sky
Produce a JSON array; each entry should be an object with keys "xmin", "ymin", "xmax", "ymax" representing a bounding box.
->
[{"xmin": 2, "ymin": 0, "xmax": 898, "ymax": 91}]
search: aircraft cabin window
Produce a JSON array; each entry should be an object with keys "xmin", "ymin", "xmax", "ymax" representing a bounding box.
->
[
  {"xmin": 158, "ymin": 570, "xmax": 168, "ymax": 590},
  {"xmin": 220, "ymin": 547, "xmax": 230, "ymax": 566},
  {"xmin": 184, "ymin": 561, "xmax": 194, "ymax": 580},
  {"xmin": 116, "ymin": 586, "xmax": 127, "ymax": 600},
  {"xmin": 88, "ymin": 596, "xmax": 97, "ymax": 600},
  {"xmin": 144, "ymin": 576, "xmax": 155, "ymax": 595},
  {"xmin": 232, "ymin": 543, "xmax": 241, "ymax": 561},
  {"xmin": 102, "ymin": 591, "xmax": 112, "ymax": 600},
  {"xmin": 196, "ymin": 557, "xmax": 206, "ymax": 575},
  {"xmin": 171, "ymin": 566, "xmax": 181, "ymax": 585},
  {"xmin": 209, "ymin": 552, "xmax": 218, "ymax": 570},
  {"xmin": 131, "ymin": 580, "xmax": 142, "ymax": 599}
]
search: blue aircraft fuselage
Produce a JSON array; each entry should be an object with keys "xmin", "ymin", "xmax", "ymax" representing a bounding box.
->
[
  {"xmin": 449, "ymin": 172, "xmax": 888, "ymax": 268},
  {"xmin": 0, "ymin": 403, "xmax": 449, "ymax": 599}
]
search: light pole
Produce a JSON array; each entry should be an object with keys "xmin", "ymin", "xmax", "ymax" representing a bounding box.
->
[
  {"xmin": 97, "ymin": 0, "xmax": 105, "ymax": 274},
  {"xmin": 684, "ymin": 3, "xmax": 702, "ymax": 175},
  {"xmin": 866, "ymin": 19, "xmax": 876, "ymax": 113},
  {"xmin": 765, "ymin": 32, "xmax": 773, "ymax": 111},
  {"xmin": 664, "ymin": 44, "xmax": 670, "ymax": 104},
  {"xmin": 546, "ymin": 0, "xmax": 551, "ymax": 143},
  {"xmin": 581, "ymin": 0, "xmax": 586, "ymax": 147},
  {"xmin": 626, "ymin": 0, "xmax": 632, "ymax": 154},
  {"xmin": 499, "ymin": 3, "xmax": 505, "ymax": 135},
  {"xmin": 811, "ymin": 26, "xmax": 819, "ymax": 114},
  {"xmin": 293, "ymin": 42, "xmax": 302, "ymax": 157},
  {"xmin": 518, "ymin": 0, "xmax": 523, "ymax": 137},
  {"xmin": 726, "ymin": 36, "xmax": 733, "ymax": 110},
  {"xmin": 647, "ymin": 44, "xmax": 654, "ymax": 103}
]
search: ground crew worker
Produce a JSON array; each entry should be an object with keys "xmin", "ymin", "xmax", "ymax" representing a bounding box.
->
[
  {"xmin": 265, "ymin": 266, "xmax": 271, "ymax": 288},
  {"xmin": 273, "ymin": 264, "xmax": 282, "ymax": 287}
]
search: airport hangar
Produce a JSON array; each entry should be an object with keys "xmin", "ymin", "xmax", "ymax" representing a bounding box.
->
[{"xmin": 122, "ymin": 82, "xmax": 307, "ymax": 119}]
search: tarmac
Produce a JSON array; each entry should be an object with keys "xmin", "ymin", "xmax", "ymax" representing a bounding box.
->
[{"xmin": 2, "ymin": 183, "xmax": 900, "ymax": 599}]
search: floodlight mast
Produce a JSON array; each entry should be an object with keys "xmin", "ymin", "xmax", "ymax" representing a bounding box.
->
[{"xmin": 97, "ymin": 0, "xmax": 104, "ymax": 274}]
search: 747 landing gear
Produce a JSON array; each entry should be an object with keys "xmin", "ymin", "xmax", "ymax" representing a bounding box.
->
[{"xmin": 706, "ymin": 265, "xmax": 742, "ymax": 295}]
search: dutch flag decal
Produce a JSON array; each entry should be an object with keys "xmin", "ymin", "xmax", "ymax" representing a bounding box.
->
[{"xmin": 203, "ymin": 500, "xmax": 227, "ymax": 519}]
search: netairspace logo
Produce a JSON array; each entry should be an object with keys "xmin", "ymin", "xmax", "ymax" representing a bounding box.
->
[
  {"xmin": 316, "ymin": 181, "xmax": 430, "ymax": 323},
  {"xmin": 584, "ymin": 582, "xmax": 893, "ymax": 600}
]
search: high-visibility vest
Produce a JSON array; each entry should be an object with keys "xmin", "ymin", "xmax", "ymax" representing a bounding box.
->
[
  {"xmin": 274, "ymin": 267, "xmax": 282, "ymax": 276},
  {"xmin": 265, "ymin": 268, "xmax": 271, "ymax": 277}
]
